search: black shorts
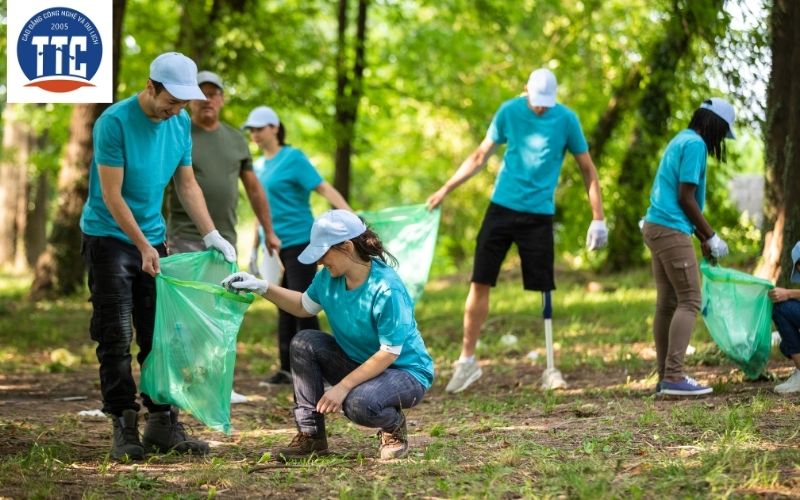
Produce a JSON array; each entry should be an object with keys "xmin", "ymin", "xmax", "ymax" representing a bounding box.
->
[{"xmin": 471, "ymin": 202, "xmax": 555, "ymax": 291}]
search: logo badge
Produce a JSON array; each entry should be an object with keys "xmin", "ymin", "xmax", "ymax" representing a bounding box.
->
[{"xmin": 7, "ymin": 1, "xmax": 113, "ymax": 103}]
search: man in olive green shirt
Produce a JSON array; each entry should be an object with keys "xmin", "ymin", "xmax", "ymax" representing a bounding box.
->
[{"xmin": 167, "ymin": 70, "xmax": 281, "ymax": 253}]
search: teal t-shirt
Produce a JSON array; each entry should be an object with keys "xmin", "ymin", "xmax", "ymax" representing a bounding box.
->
[
  {"xmin": 80, "ymin": 95, "xmax": 193, "ymax": 245},
  {"xmin": 305, "ymin": 258, "xmax": 435, "ymax": 389},
  {"xmin": 253, "ymin": 146, "xmax": 323, "ymax": 247},
  {"xmin": 488, "ymin": 98, "xmax": 588, "ymax": 215},
  {"xmin": 645, "ymin": 129, "xmax": 708, "ymax": 235}
]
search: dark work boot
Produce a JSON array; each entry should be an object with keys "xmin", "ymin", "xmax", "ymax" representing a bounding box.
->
[
  {"xmin": 142, "ymin": 410, "xmax": 209, "ymax": 455},
  {"xmin": 275, "ymin": 431, "xmax": 329, "ymax": 462},
  {"xmin": 111, "ymin": 409, "xmax": 145, "ymax": 461}
]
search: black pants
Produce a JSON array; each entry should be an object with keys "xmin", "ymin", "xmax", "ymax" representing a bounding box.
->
[
  {"xmin": 277, "ymin": 243, "xmax": 320, "ymax": 371},
  {"xmin": 81, "ymin": 234, "xmax": 171, "ymax": 416}
]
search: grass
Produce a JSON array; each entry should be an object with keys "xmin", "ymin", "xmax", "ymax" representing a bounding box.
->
[{"xmin": 1, "ymin": 263, "xmax": 800, "ymax": 498}]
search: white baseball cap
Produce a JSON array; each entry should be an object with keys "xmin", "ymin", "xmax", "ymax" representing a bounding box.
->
[
  {"xmin": 149, "ymin": 52, "xmax": 206, "ymax": 101},
  {"xmin": 197, "ymin": 70, "xmax": 224, "ymax": 90},
  {"xmin": 243, "ymin": 106, "xmax": 280, "ymax": 129},
  {"xmin": 791, "ymin": 241, "xmax": 800, "ymax": 284},
  {"xmin": 700, "ymin": 97, "xmax": 736, "ymax": 139},
  {"xmin": 527, "ymin": 68, "xmax": 558, "ymax": 107},
  {"xmin": 298, "ymin": 210, "xmax": 367, "ymax": 264}
]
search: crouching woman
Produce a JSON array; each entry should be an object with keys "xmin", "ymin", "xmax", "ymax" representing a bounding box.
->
[{"xmin": 222, "ymin": 210, "xmax": 434, "ymax": 460}]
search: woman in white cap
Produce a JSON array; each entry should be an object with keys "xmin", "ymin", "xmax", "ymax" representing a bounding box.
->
[
  {"xmin": 222, "ymin": 210, "xmax": 434, "ymax": 460},
  {"xmin": 768, "ymin": 241, "xmax": 800, "ymax": 393},
  {"xmin": 642, "ymin": 98, "xmax": 736, "ymax": 396},
  {"xmin": 243, "ymin": 106, "xmax": 352, "ymax": 386}
]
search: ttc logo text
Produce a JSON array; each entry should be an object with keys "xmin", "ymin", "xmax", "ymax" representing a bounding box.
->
[{"xmin": 18, "ymin": 7, "xmax": 103, "ymax": 93}]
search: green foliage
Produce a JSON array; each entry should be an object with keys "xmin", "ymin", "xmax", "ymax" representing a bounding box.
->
[
  {"xmin": 5, "ymin": 1, "xmax": 769, "ymax": 275},
  {"xmin": 0, "ymin": 1, "xmax": 7, "ymax": 103}
]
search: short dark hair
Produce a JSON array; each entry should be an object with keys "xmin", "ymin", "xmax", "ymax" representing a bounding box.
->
[
  {"xmin": 150, "ymin": 79, "xmax": 166, "ymax": 95},
  {"xmin": 688, "ymin": 104, "xmax": 729, "ymax": 162}
]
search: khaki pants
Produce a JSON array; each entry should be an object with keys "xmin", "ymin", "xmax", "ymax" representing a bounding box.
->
[{"xmin": 642, "ymin": 222, "xmax": 701, "ymax": 380}]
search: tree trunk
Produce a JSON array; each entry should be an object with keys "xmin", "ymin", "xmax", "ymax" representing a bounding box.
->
[
  {"xmin": 588, "ymin": 67, "xmax": 642, "ymax": 161},
  {"xmin": 755, "ymin": 0, "xmax": 800, "ymax": 284},
  {"xmin": 0, "ymin": 104, "xmax": 35, "ymax": 269},
  {"xmin": 29, "ymin": 0, "xmax": 127, "ymax": 301},
  {"xmin": 332, "ymin": 0, "xmax": 369, "ymax": 202},
  {"xmin": 24, "ymin": 169, "xmax": 50, "ymax": 268},
  {"xmin": 29, "ymin": 105, "xmax": 102, "ymax": 300}
]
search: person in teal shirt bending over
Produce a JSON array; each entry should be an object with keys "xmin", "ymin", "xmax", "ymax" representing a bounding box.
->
[
  {"xmin": 244, "ymin": 106, "xmax": 352, "ymax": 386},
  {"xmin": 80, "ymin": 52, "xmax": 236, "ymax": 460},
  {"xmin": 222, "ymin": 210, "xmax": 434, "ymax": 461},
  {"xmin": 642, "ymin": 98, "xmax": 736, "ymax": 397},
  {"xmin": 427, "ymin": 68, "xmax": 608, "ymax": 394}
]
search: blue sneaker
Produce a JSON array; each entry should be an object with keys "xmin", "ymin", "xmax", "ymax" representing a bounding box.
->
[
  {"xmin": 660, "ymin": 377, "xmax": 713, "ymax": 396},
  {"xmin": 655, "ymin": 381, "xmax": 662, "ymax": 394}
]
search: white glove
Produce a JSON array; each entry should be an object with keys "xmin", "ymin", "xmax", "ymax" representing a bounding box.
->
[
  {"xmin": 707, "ymin": 233, "xmax": 729, "ymax": 258},
  {"xmin": 586, "ymin": 220, "xmax": 608, "ymax": 251},
  {"xmin": 248, "ymin": 249, "xmax": 259, "ymax": 276},
  {"xmin": 202, "ymin": 229, "xmax": 237, "ymax": 263},
  {"xmin": 221, "ymin": 272, "xmax": 268, "ymax": 295}
]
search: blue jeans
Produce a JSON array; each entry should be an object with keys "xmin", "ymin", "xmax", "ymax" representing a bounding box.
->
[
  {"xmin": 773, "ymin": 299, "xmax": 800, "ymax": 358},
  {"xmin": 289, "ymin": 330, "xmax": 426, "ymax": 436},
  {"xmin": 81, "ymin": 234, "xmax": 171, "ymax": 416}
]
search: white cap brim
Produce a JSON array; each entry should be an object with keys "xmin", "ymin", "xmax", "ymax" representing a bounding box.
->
[
  {"xmin": 297, "ymin": 244, "xmax": 331, "ymax": 265},
  {"xmin": 528, "ymin": 94, "xmax": 556, "ymax": 107},
  {"xmin": 792, "ymin": 242, "xmax": 800, "ymax": 284},
  {"xmin": 163, "ymin": 83, "xmax": 206, "ymax": 101},
  {"xmin": 242, "ymin": 119, "xmax": 272, "ymax": 129}
]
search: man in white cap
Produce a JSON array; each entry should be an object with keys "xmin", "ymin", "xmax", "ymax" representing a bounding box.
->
[
  {"xmin": 427, "ymin": 67, "xmax": 607, "ymax": 394},
  {"xmin": 80, "ymin": 52, "xmax": 235, "ymax": 460},
  {"xmin": 165, "ymin": 71, "xmax": 282, "ymax": 404},
  {"xmin": 768, "ymin": 241, "xmax": 800, "ymax": 393}
]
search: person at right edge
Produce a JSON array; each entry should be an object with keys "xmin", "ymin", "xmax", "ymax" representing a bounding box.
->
[
  {"xmin": 767, "ymin": 241, "xmax": 800, "ymax": 394},
  {"xmin": 642, "ymin": 98, "xmax": 736, "ymax": 397}
]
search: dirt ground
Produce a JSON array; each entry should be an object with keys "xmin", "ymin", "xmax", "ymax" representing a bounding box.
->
[{"xmin": 1, "ymin": 359, "xmax": 799, "ymax": 498}]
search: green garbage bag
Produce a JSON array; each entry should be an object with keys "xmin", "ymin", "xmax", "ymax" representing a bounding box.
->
[
  {"xmin": 141, "ymin": 250, "xmax": 253, "ymax": 434},
  {"xmin": 700, "ymin": 260, "xmax": 774, "ymax": 380},
  {"xmin": 359, "ymin": 204, "xmax": 441, "ymax": 302}
]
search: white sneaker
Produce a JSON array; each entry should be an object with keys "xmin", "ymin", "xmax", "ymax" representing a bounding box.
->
[
  {"xmin": 230, "ymin": 389, "xmax": 249, "ymax": 404},
  {"xmin": 445, "ymin": 359, "xmax": 482, "ymax": 393},
  {"xmin": 774, "ymin": 369, "xmax": 800, "ymax": 394},
  {"xmin": 541, "ymin": 368, "xmax": 568, "ymax": 390}
]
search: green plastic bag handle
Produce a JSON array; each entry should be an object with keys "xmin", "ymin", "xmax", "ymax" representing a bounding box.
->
[
  {"xmin": 157, "ymin": 273, "xmax": 255, "ymax": 304},
  {"xmin": 700, "ymin": 259, "xmax": 774, "ymax": 289}
]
